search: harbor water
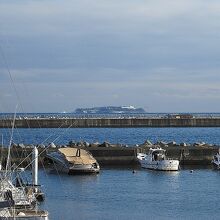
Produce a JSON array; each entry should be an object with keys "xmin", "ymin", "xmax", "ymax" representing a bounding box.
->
[
  {"xmin": 1, "ymin": 127, "xmax": 220, "ymax": 219},
  {"xmin": 39, "ymin": 168, "xmax": 220, "ymax": 220},
  {"xmin": 1, "ymin": 127, "xmax": 220, "ymax": 146}
]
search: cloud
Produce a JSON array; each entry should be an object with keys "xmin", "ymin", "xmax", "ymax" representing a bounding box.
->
[
  {"xmin": 1, "ymin": 0, "xmax": 220, "ymax": 70},
  {"xmin": 1, "ymin": 0, "xmax": 220, "ymax": 36},
  {"xmin": 0, "ymin": 66, "xmax": 219, "ymax": 84},
  {"xmin": 0, "ymin": 0, "xmax": 220, "ymax": 112}
]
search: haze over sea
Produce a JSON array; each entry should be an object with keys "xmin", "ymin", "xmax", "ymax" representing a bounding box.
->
[{"xmin": 1, "ymin": 126, "xmax": 220, "ymax": 220}]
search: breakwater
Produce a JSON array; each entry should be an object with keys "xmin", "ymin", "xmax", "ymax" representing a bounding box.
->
[
  {"xmin": 1, "ymin": 117, "xmax": 220, "ymax": 128},
  {"xmin": 1, "ymin": 143, "xmax": 219, "ymax": 166}
]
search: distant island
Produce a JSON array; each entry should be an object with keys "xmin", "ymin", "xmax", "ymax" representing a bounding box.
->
[{"xmin": 74, "ymin": 106, "xmax": 146, "ymax": 114}]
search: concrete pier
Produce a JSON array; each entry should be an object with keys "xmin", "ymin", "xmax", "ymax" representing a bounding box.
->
[
  {"xmin": 0, "ymin": 145, "xmax": 218, "ymax": 166},
  {"xmin": 88, "ymin": 146, "xmax": 218, "ymax": 166},
  {"xmin": 1, "ymin": 117, "xmax": 220, "ymax": 128}
]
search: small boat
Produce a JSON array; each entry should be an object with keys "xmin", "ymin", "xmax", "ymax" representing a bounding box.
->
[
  {"xmin": 46, "ymin": 147, "xmax": 100, "ymax": 174},
  {"xmin": 137, "ymin": 148, "xmax": 179, "ymax": 171},
  {"xmin": 211, "ymin": 150, "xmax": 220, "ymax": 169}
]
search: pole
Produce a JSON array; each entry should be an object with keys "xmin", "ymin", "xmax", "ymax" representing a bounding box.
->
[{"xmin": 32, "ymin": 146, "xmax": 38, "ymax": 187}]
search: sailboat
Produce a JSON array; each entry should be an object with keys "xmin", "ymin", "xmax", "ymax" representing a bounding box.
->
[
  {"xmin": 0, "ymin": 39, "xmax": 49, "ymax": 219},
  {"xmin": 0, "ymin": 118, "xmax": 49, "ymax": 220}
]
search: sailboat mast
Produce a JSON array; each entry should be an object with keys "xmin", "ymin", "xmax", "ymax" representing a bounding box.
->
[
  {"xmin": 0, "ymin": 134, "xmax": 3, "ymax": 170},
  {"xmin": 5, "ymin": 108, "xmax": 17, "ymax": 175}
]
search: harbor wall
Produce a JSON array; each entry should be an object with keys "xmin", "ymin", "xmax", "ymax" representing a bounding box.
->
[
  {"xmin": 0, "ymin": 145, "xmax": 219, "ymax": 166},
  {"xmin": 1, "ymin": 118, "xmax": 220, "ymax": 128},
  {"xmin": 88, "ymin": 146, "xmax": 218, "ymax": 166}
]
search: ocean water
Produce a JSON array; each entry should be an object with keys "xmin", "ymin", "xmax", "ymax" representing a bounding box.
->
[
  {"xmin": 1, "ymin": 127, "xmax": 220, "ymax": 220},
  {"xmin": 0, "ymin": 127, "xmax": 220, "ymax": 146}
]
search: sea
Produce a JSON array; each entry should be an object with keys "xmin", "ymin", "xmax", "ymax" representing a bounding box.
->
[{"xmin": 1, "ymin": 125, "xmax": 220, "ymax": 219}]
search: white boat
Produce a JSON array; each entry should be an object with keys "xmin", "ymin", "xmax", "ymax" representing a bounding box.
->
[
  {"xmin": 0, "ymin": 147, "xmax": 49, "ymax": 220},
  {"xmin": 46, "ymin": 147, "xmax": 100, "ymax": 174},
  {"xmin": 137, "ymin": 148, "xmax": 179, "ymax": 171},
  {"xmin": 211, "ymin": 150, "xmax": 220, "ymax": 169}
]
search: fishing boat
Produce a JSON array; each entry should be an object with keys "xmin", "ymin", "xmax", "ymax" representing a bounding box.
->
[
  {"xmin": 211, "ymin": 150, "xmax": 220, "ymax": 169},
  {"xmin": 137, "ymin": 148, "xmax": 179, "ymax": 171},
  {"xmin": 46, "ymin": 147, "xmax": 100, "ymax": 174}
]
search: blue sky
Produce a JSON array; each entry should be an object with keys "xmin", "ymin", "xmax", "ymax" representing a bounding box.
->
[{"xmin": 0, "ymin": 0, "xmax": 220, "ymax": 112}]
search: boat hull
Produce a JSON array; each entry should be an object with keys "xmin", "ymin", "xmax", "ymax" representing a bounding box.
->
[
  {"xmin": 138, "ymin": 160, "xmax": 179, "ymax": 171},
  {"xmin": 46, "ymin": 150, "xmax": 100, "ymax": 174},
  {"xmin": 0, "ymin": 210, "xmax": 49, "ymax": 220},
  {"xmin": 211, "ymin": 161, "xmax": 220, "ymax": 170},
  {"xmin": 0, "ymin": 216, "xmax": 48, "ymax": 220},
  {"xmin": 0, "ymin": 217, "xmax": 48, "ymax": 220},
  {"xmin": 49, "ymin": 160, "xmax": 100, "ymax": 174},
  {"xmin": 68, "ymin": 168, "xmax": 99, "ymax": 174}
]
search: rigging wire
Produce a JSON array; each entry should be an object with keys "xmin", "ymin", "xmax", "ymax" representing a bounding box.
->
[
  {"xmin": 0, "ymin": 33, "xmax": 78, "ymax": 215},
  {"xmin": 5, "ymin": 105, "xmax": 17, "ymax": 177},
  {"xmin": 10, "ymin": 123, "xmax": 74, "ymax": 185}
]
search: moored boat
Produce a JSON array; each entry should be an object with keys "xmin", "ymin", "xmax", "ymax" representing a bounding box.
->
[
  {"xmin": 0, "ymin": 208, "xmax": 49, "ymax": 220},
  {"xmin": 0, "ymin": 147, "xmax": 49, "ymax": 220},
  {"xmin": 46, "ymin": 147, "xmax": 100, "ymax": 174},
  {"xmin": 137, "ymin": 148, "xmax": 179, "ymax": 171},
  {"xmin": 211, "ymin": 150, "xmax": 220, "ymax": 169}
]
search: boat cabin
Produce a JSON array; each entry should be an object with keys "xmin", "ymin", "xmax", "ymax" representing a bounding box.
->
[{"xmin": 149, "ymin": 148, "xmax": 166, "ymax": 161}]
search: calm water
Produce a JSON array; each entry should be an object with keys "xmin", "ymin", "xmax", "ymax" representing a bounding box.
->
[
  {"xmin": 1, "ymin": 127, "xmax": 220, "ymax": 219},
  {"xmin": 1, "ymin": 127, "xmax": 220, "ymax": 146},
  {"xmin": 39, "ymin": 168, "xmax": 220, "ymax": 220}
]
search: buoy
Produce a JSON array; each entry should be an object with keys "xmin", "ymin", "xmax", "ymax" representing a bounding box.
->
[
  {"xmin": 132, "ymin": 170, "xmax": 137, "ymax": 174},
  {"xmin": 190, "ymin": 170, "xmax": 193, "ymax": 173}
]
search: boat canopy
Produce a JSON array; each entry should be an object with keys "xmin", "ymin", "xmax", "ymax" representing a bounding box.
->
[
  {"xmin": 149, "ymin": 148, "xmax": 166, "ymax": 154},
  {"xmin": 58, "ymin": 147, "xmax": 97, "ymax": 165}
]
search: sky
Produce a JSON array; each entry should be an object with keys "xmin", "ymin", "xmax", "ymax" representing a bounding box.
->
[{"xmin": 0, "ymin": 0, "xmax": 220, "ymax": 113}]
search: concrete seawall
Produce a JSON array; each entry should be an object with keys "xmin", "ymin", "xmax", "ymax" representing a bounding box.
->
[
  {"xmin": 1, "ymin": 145, "xmax": 218, "ymax": 166},
  {"xmin": 1, "ymin": 117, "xmax": 220, "ymax": 128}
]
